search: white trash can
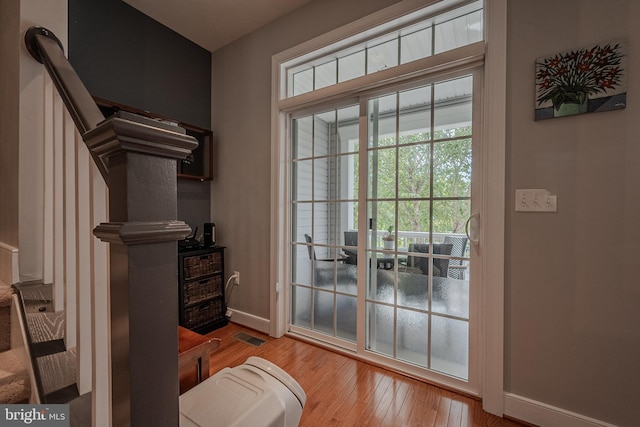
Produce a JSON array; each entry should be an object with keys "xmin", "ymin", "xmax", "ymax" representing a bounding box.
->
[{"xmin": 179, "ymin": 356, "xmax": 306, "ymax": 427}]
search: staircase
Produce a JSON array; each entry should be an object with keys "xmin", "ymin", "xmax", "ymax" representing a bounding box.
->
[
  {"xmin": 13, "ymin": 281, "xmax": 80, "ymax": 403},
  {"xmin": 0, "ymin": 283, "xmax": 30, "ymax": 404},
  {"xmin": 0, "ymin": 281, "xmax": 85, "ymax": 406}
]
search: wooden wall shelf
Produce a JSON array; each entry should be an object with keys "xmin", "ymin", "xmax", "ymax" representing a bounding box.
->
[{"xmin": 94, "ymin": 97, "xmax": 213, "ymax": 181}]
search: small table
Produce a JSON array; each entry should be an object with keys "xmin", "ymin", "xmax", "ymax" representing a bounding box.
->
[
  {"xmin": 178, "ymin": 326, "xmax": 221, "ymax": 393},
  {"xmin": 373, "ymin": 252, "xmax": 407, "ymax": 270}
]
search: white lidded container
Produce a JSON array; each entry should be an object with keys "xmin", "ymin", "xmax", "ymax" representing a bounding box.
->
[{"xmin": 179, "ymin": 356, "xmax": 306, "ymax": 427}]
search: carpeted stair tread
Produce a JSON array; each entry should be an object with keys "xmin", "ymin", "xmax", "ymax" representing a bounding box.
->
[
  {"xmin": 0, "ymin": 285, "xmax": 11, "ymax": 352},
  {"xmin": 0, "ymin": 285, "xmax": 12, "ymax": 308},
  {"xmin": 0, "ymin": 307, "xmax": 9, "ymax": 352},
  {"xmin": 0, "ymin": 349, "xmax": 31, "ymax": 404}
]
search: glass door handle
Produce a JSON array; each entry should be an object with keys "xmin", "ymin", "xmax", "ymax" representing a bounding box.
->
[{"xmin": 465, "ymin": 213, "xmax": 480, "ymax": 246}]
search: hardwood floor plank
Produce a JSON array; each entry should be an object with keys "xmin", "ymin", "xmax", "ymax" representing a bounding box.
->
[
  {"xmin": 342, "ymin": 369, "xmax": 394, "ymax": 426},
  {"xmin": 299, "ymin": 357, "xmax": 352, "ymax": 423},
  {"xmin": 380, "ymin": 376, "xmax": 412, "ymax": 426},
  {"xmin": 305, "ymin": 358, "xmax": 359, "ymax": 423},
  {"xmin": 434, "ymin": 393, "xmax": 452, "ymax": 427},
  {"xmin": 330, "ymin": 363, "xmax": 381, "ymax": 424},
  {"xmin": 405, "ymin": 378, "xmax": 437, "ymax": 426},
  {"xmin": 364, "ymin": 374, "xmax": 397, "ymax": 424},
  {"xmin": 200, "ymin": 323, "xmax": 529, "ymax": 427},
  {"xmin": 447, "ymin": 398, "xmax": 464, "ymax": 427}
]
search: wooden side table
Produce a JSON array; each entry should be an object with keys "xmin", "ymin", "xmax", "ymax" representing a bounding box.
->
[{"xmin": 178, "ymin": 326, "xmax": 221, "ymax": 393}]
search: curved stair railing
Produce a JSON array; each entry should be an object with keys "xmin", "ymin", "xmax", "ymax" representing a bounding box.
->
[{"xmin": 25, "ymin": 26, "xmax": 197, "ymax": 426}]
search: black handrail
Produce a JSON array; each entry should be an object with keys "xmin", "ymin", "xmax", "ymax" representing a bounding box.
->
[{"xmin": 25, "ymin": 26, "xmax": 109, "ymax": 180}]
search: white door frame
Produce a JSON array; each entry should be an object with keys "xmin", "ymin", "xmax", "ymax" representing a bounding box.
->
[
  {"xmin": 479, "ymin": 0, "xmax": 507, "ymax": 415},
  {"xmin": 269, "ymin": 0, "xmax": 507, "ymax": 416}
]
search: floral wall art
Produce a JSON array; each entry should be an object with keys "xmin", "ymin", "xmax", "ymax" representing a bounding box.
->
[{"xmin": 535, "ymin": 40, "xmax": 627, "ymax": 120}]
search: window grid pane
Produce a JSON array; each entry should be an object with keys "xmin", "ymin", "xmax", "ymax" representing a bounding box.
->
[
  {"xmin": 367, "ymin": 38, "xmax": 399, "ymax": 73},
  {"xmin": 338, "ymin": 50, "xmax": 366, "ymax": 83},
  {"xmin": 292, "ymin": 67, "xmax": 314, "ymax": 96},
  {"xmin": 315, "ymin": 60, "xmax": 337, "ymax": 90},
  {"xmin": 434, "ymin": 9, "xmax": 483, "ymax": 55},
  {"xmin": 401, "ymin": 27, "xmax": 432, "ymax": 64}
]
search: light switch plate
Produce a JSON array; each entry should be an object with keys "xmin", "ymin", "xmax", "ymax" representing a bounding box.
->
[{"xmin": 515, "ymin": 189, "xmax": 557, "ymax": 212}]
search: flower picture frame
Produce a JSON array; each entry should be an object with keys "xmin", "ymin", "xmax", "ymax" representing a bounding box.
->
[{"xmin": 535, "ymin": 40, "xmax": 627, "ymax": 120}]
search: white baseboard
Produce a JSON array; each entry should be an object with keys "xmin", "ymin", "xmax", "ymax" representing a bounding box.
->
[
  {"xmin": 226, "ymin": 308, "xmax": 270, "ymax": 335},
  {"xmin": 504, "ymin": 393, "xmax": 618, "ymax": 427},
  {"xmin": 0, "ymin": 242, "xmax": 19, "ymax": 286}
]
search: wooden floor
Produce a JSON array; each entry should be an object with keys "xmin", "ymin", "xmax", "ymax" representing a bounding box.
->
[{"xmin": 194, "ymin": 322, "xmax": 528, "ymax": 427}]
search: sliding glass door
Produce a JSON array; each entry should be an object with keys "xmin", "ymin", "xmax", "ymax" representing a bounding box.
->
[
  {"xmin": 365, "ymin": 75, "xmax": 474, "ymax": 380},
  {"xmin": 289, "ymin": 71, "xmax": 478, "ymax": 384}
]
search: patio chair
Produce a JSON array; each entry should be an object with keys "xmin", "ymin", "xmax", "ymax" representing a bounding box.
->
[
  {"xmin": 444, "ymin": 235, "xmax": 468, "ymax": 280},
  {"xmin": 342, "ymin": 231, "xmax": 358, "ymax": 264},
  {"xmin": 304, "ymin": 234, "xmax": 355, "ymax": 289},
  {"xmin": 405, "ymin": 243, "xmax": 453, "ymax": 277},
  {"xmin": 304, "ymin": 234, "xmax": 349, "ymax": 262}
]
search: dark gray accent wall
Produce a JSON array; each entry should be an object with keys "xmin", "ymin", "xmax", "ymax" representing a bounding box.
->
[
  {"xmin": 68, "ymin": 0, "xmax": 210, "ymax": 128},
  {"xmin": 68, "ymin": 0, "xmax": 212, "ymax": 233}
]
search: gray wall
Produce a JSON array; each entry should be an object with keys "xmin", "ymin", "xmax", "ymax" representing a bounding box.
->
[
  {"xmin": 214, "ymin": 0, "xmax": 639, "ymax": 425},
  {"xmin": 68, "ymin": 0, "xmax": 212, "ymax": 232},
  {"xmin": 506, "ymin": 1, "xmax": 640, "ymax": 425},
  {"xmin": 211, "ymin": 0, "xmax": 402, "ymax": 319},
  {"xmin": 0, "ymin": 0, "xmax": 20, "ymax": 249}
]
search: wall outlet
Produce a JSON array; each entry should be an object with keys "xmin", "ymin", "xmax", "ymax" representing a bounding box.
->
[
  {"xmin": 515, "ymin": 189, "xmax": 557, "ymax": 212},
  {"xmin": 233, "ymin": 271, "xmax": 240, "ymax": 285}
]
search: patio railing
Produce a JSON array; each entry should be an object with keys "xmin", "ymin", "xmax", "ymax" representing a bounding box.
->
[{"xmin": 364, "ymin": 230, "xmax": 468, "ymax": 254}]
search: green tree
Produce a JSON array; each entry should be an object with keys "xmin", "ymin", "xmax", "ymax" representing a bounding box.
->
[{"xmin": 368, "ymin": 128, "xmax": 471, "ymax": 235}]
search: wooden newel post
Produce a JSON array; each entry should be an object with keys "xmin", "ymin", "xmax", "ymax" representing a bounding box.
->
[
  {"xmin": 25, "ymin": 25, "xmax": 197, "ymax": 426},
  {"xmin": 90, "ymin": 112, "xmax": 197, "ymax": 427}
]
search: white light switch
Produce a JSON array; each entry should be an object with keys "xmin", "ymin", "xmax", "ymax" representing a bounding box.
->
[{"xmin": 515, "ymin": 189, "xmax": 557, "ymax": 212}]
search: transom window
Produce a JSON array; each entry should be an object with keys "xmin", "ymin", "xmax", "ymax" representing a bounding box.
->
[{"xmin": 285, "ymin": 0, "xmax": 482, "ymax": 98}]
